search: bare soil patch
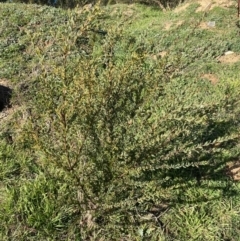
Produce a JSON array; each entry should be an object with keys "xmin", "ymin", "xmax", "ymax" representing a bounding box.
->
[
  {"xmin": 226, "ymin": 161, "xmax": 240, "ymax": 181},
  {"xmin": 198, "ymin": 21, "xmax": 216, "ymax": 30},
  {"xmin": 0, "ymin": 78, "xmax": 10, "ymax": 86},
  {"xmin": 218, "ymin": 53, "xmax": 240, "ymax": 63},
  {"xmin": 164, "ymin": 20, "xmax": 184, "ymax": 30},
  {"xmin": 174, "ymin": 0, "xmax": 235, "ymax": 13},
  {"xmin": 150, "ymin": 51, "xmax": 168, "ymax": 60},
  {"xmin": 164, "ymin": 21, "xmax": 172, "ymax": 30},
  {"xmin": 174, "ymin": 2, "xmax": 191, "ymax": 13},
  {"xmin": 201, "ymin": 73, "xmax": 219, "ymax": 84},
  {"xmin": 196, "ymin": 0, "xmax": 234, "ymax": 12}
]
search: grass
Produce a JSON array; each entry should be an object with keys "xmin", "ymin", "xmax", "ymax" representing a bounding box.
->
[
  {"xmin": 1, "ymin": 0, "xmax": 240, "ymax": 240},
  {"xmin": 103, "ymin": 2, "xmax": 240, "ymax": 86}
]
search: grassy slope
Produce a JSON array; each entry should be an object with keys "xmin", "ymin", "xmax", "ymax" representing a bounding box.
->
[
  {"xmin": 1, "ymin": 2, "xmax": 240, "ymax": 85},
  {"xmin": 1, "ymin": 1, "xmax": 240, "ymax": 240}
]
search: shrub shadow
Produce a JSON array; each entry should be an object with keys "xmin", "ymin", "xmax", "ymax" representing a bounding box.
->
[{"xmin": 0, "ymin": 85, "xmax": 12, "ymax": 111}]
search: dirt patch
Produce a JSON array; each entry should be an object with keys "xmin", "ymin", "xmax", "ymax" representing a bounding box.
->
[
  {"xmin": 150, "ymin": 51, "xmax": 168, "ymax": 60},
  {"xmin": 226, "ymin": 161, "xmax": 240, "ymax": 181},
  {"xmin": 196, "ymin": 0, "xmax": 234, "ymax": 12},
  {"xmin": 164, "ymin": 21, "xmax": 172, "ymax": 30},
  {"xmin": 174, "ymin": 2, "xmax": 191, "ymax": 13},
  {"xmin": 174, "ymin": 0, "xmax": 235, "ymax": 13},
  {"xmin": 164, "ymin": 20, "xmax": 184, "ymax": 30},
  {"xmin": 0, "ymin": 79, "xmax": 10, "ymax": 86},
  {"xmin": 201, "ymin": 73, "xmax": 219, "ymax": 84},
  {"xmin": 218, "ymin": 53, "xmax": 240, "ymax": 63},
  {"xmin": 198, "ymin": 21, "xmax": 216, "ymax": 29}
]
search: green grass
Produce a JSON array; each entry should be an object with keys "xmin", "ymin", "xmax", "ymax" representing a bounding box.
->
[{"xmin": 1, "ymin": 1, "xmax": 240, "ymax": 240}]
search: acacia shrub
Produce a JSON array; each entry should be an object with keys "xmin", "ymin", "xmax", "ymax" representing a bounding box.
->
[
  {"xmin": 2, "ymin": 6, "xmax": 240, "ymax": 240},
  {"xmin": 27, "ymin": 37, "xmax": 240, "ymax": 240}
]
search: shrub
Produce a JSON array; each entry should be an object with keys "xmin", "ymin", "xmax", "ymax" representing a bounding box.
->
[
  {"xmin": 1, "ymin": 3, "xmax": 240, "ymax": 240},
  {"xmin": 0, "ymin": 0, "xmax": 184, "ymax": 10}
]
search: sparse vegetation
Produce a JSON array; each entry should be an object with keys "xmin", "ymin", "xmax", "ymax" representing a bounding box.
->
[{"xmin": 1, "ymin": 1, "xmax": 240, "ymax": 240}]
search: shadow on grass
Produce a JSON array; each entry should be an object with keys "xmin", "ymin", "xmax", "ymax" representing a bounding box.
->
[{"xmin": 0, "ymin": 85, "xmax": 12, "ymax": 111}]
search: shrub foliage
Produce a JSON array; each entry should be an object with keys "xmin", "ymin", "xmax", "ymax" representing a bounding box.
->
[
  {"xmin": 1, "ymin": 3, "xmax": 240, "ymax": 240},
  {"xmin": 0, "ymin": 0, "xmax": 184, "ymax": 9}
]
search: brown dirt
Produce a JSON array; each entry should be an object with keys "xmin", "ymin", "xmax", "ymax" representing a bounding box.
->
[
  {"xmin": 226, "ymin": 161, "xmax": 240, "ymax": 181},
  {"xmin": 201, "ymin": 73, "xmax": 219, "ymax": 84},
  {"xmin": 0, "ymin": 78, "xmax": 10, "ymax": 87},
  {"xmin": 164, "ymin": 21, "xmax": 173, "ymax": 30},
  {"xmin": 164, "ymin": 20, "xmax": 184, "ymax": 30},
  {"xmin": 174, "ymin": 2, "xmax": 191, "ymax": 13},
  {"xmin": 198, "ymin": 21, "xmax": 216, "ymax": 30},
  {"xmin": 174, "ymin": 0, "xmax": 235, "ymax": 13},
  {"xmin": 150, "ymin": 51, "xmax": 168, "ymax": 60},
  {"xmin": 196, "ymin": 0, "xmax": 234, "ymax": 12},
  {"xmin": 218, "ymin": 53, "xmax": 240, "ymax": 63}
]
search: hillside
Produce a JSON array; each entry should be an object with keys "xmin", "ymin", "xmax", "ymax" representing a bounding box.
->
[{"xmin": 1, "ymin": 1, "xmax": 240, "ymax": 240}]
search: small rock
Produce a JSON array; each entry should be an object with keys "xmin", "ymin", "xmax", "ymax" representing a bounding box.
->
[
  {"xmin": 224, "ymin": 51, "xmax": 234, "ymax": 55},
  {"xmin": 207, "ymin": 21, "xmax": 215, "ymax": 27}
]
